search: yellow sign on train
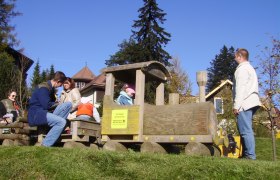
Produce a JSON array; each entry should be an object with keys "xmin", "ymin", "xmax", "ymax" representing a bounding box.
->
[{"xmin": 111, "ymin": 109, "xmax": 128, "ymax": 129}]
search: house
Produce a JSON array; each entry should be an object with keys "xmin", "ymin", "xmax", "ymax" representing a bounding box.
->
[
  {"xmin": 72, "ymin": 65, "xmax": 105, "ymax": 107},
  {"xmin": 72, "ymin": 65, "xmax": 95, "ymax": 89},
  {"xmin": 204, "ymin": 79, "xmax": 238, "ymax": 134},
  {"xmin": 79, "ymin": 73, "xmax": 106, "ymax": 107},
  {"xmin": 6, "ymin": 47, "xmax": 34, "ymax": 79},
  {"xmin": 205, "ymin": 80, "xmax": 233, "ymax": 115}
]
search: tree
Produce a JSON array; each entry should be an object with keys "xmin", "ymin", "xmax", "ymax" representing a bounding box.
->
[
  {"xmin": 105, "ymin": 38, "xmax": 145, "ymax": 66},
  {"xmin": 41, "ymin": 69, "xmax": 47, "ymax": 82},
  {"xmin": 17, "ymin": 55, "xmax": 31, "ymax": 109},
  {"xmin": 0, "ymin": 0, "xmax": 21, "ymax": 49},
  {"xmin": 167, "ymin": 57, "xmax": 192, "ymax": 95},
  {"xmin": 0, "ymin": 51, "xmax": 20, "ymax": 100},
  {"xmin": 106, "ymin": 0, "xmax": 171, "ymax": 67},
  {"xmin": 258, "ymin": 38, "xmax": 280, "ymax": 106},
  {"xmin": 105, "ymin": 0, "xmax": 171, "ymax": 104},
  {"xmin": 48, "ymin": 64, "xmax": 55, "ymax": 80},
  {"xmin": 257, "ymin": 37, "xmax": 280, "ymax": 161},
  {"xmin": 30, "ymin": 60, "xmax": 41, "ymax": 90},
  {"xmin": 206, "ymin": 46, "xmax": 238, "ymax": 92},
  {"xmin": 132, "ymin": 0, "xmax": 171, "ymax": 66}
]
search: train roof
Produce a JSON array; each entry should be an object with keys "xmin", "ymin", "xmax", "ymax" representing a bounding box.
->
[{"xmin": 102, "ymin": 61, "xmax": 171, "ymax": 83}]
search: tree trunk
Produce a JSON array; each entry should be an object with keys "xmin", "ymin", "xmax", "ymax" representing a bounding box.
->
[
  {"xmin": 271, "ymin": 127, "xmax": 277, "ymax": 161},
  {"xmin": 268, "ymin": 112, "xmax": 277, "ymax": 161}
]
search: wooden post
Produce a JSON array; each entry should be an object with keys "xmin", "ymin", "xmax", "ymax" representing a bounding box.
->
[
  {"xmin": 156, "ymin": 82, "xmax": 164, "ymax": 105},
  {"xmin": 105, "ymin": 73, "xmax": 115, "ymax": 100},
  {"xmin": 135, "ymin": 69, "xmax": 145, "ymax": 141},
  {"xmin": 196, "ymin": 71, "xmax": 207, "ymax": 102},
  {"xmin": 169, "ymin": 93, "xmax": 179, "ymax": 105}
]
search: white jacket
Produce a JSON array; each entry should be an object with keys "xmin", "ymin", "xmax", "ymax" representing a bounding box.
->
[
  {"xmin": 60, "ymin": 88, "xmax": 81, "ymax": 111},
  {"xmin": 233, "ymin": 61, "xmax": 261, "ymax": 111}
]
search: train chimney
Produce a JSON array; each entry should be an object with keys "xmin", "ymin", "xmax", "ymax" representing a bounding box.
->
[{"xmin": 196, "ymin": 71, "xmax": 207, "ymax": 102}]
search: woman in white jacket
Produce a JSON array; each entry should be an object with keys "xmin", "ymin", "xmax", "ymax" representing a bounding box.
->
[{"xmin": 60, "ymin": 77, "xmax": 81, "ymax": 119}]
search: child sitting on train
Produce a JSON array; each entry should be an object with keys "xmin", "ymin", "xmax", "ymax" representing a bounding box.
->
[
  {"xmin": 74, "ymin": 97, "xmax": 101, "ymax": 123},
  {"xmin": 116, "ymin": 84, "xmax": 135, "ymax": 105}
]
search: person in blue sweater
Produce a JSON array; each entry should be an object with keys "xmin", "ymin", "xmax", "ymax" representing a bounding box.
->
[
  {"xmin": 116, "ymin": 84, "xmax": 135, "ymax": 105},
  {"xmin": 28, "ymin": 71, "xmax": 72, "ymax": 147}
]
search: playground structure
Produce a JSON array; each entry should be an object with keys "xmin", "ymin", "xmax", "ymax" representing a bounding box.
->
[
  {"xmin": 0, "ymin": 61, "xmax": 235, "ymax": 156},
  {"xmin": 101, "ymin": 61, "xmax": 222, "ymax": 155}
]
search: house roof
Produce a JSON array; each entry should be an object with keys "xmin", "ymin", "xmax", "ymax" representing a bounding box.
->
[
  {"xmin": 72, "ymin": 66, "xmax": 95, "ymax": 81},
  {"xmin": 6, "ymin": 47, "xmax": 34, "ymax": 73},
  {"xmin": 205, "ymin": 79, "xmax": 233, "ymax": 100},
  {"xmin": 80, "ymin": 73, "xmax": 106, "ymax": 93}
]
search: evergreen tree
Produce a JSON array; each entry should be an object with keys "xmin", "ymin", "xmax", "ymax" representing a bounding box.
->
[
  {"xmin": 132, "ymin": 0, "xmax": 171, "ymax": 66},
  {"xmin": 41, "ymin": 70, "xmax": 47, "ymax": 82},
  {"xmin": 30, "ymin": 60, "xmax": 41, "ymax": 89},
  {"xmin": 105, "ymin": 38, "xmax": 146, "ymax": 66},
  {"xmin": 0, "ymin": 0, "xmax": 21, "ymax": 49},
  {"xmin": 0, "ymin": 52, "xmax": 20, "ymax": 100},
  {"xmin": 206, "ymin": 46, "xmax": 238, "ymax": 92},
  {"xmin": 48, "ymin": 64, "xmax": 55, "ymax": 80},
  {"xmin": 106, "ymin": 0, "xmax": 171, "ymax": 67},
  {"xmin": 105, "ymin": 0, "xmax": 171, "ymax": 104}
]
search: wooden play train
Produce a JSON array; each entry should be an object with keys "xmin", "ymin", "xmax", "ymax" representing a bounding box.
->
[{"xmin": 0, "ymin": 61, "xmax": 233, "ymax": 156}]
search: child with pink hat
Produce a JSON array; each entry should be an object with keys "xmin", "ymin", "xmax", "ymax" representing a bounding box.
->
[{"xmin": 116, "ymin": 84, "xmax": 135, "ymax": 105}]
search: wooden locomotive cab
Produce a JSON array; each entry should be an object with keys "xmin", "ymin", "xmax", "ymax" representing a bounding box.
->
[{"xmin": 102, "ymin": 61, "xmax": 219, "ymax": 155}]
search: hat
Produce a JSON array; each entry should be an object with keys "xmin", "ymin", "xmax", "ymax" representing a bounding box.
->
[
  {"xmin": 126, "ymin": 87, "xmax": 135, "ymax": 94},
  {"xmin": 81, "ymin": 97, "xmax": 91, "ymax": 104}
]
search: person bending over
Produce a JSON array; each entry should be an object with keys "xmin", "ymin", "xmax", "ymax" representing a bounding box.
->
[{"xmin": 28, "ymin": 71, "xmax": 72, "ymax": 147}]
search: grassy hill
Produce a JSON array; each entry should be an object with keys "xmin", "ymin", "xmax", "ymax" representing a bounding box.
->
[{"xmin": 0, "ymin": 138, "xmax": 279, "ymax": 179}]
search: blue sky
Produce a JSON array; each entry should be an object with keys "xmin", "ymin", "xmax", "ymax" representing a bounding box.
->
[{"xmin": 12, "ymin": 0, "xmax": 280, "ymax": 94}]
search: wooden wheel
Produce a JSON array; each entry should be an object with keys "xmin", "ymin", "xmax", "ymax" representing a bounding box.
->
[
  {"xmin": 2, "ymin": 139, "xmax": 14, "ymax": 146},
  {"xmin": 102, "ymin": 141, "xmax": 128, "ymax": 152},
  {"xmin": 140, "ymin": 142, "xmax": 167, "ymax": 154},
  {"xmin": 185, "ymin": 142, "xmax": 211, "ymax": 156},
  {"xmin": 63, "ymin": 141, "xmax": 86, "ymax": 149}
]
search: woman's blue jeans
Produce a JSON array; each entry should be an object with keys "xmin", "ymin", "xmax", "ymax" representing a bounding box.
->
[
  {"xmin": 42, "ymin": 102, "xmax": 72, "ymax": 147},
  {"xmin": 237, "ymin": 106, "xmax": 258, "ymax": 159}
]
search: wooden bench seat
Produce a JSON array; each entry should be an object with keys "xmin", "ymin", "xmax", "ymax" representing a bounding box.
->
[{"xmin": 38, "ymin": 119, "xmax": 101, "ymax": 144}]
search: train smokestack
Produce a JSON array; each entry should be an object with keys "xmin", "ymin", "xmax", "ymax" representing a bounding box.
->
[{"xmin": 196, "ymin": 71, "xmax": 207, "ymax": 102}]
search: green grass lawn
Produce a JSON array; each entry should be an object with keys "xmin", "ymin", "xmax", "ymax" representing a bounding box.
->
[{"xmin": 0, "ymin": 138, "xmax": 279, "ymax": 179}]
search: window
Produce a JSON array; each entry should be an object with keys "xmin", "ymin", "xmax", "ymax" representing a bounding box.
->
[
  {"xmin": 75, "ymin": 82, "xmax": 85, "ymax": 89},
  {"xmin": 214, "ymin": 97, "xmax": 224, "ymax": 114}
]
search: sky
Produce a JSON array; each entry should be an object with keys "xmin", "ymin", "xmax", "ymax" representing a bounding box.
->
[{"xmin": 11, "ymin": 0, "xmax": 280, "ymax": 95}]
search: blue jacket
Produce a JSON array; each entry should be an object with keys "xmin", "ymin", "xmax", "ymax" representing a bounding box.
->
[
  {"xmin": 28, "ymin": 81, "xmax": 55, "ymax": 126},
  {"xmin": 116, "ymin": 91, "xmax": 133, "ymax": 105}
]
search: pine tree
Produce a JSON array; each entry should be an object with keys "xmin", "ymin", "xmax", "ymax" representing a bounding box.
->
[
  {"xmin": 48, "ymin": 64, "xmax": 55, "ymax": 80},
  {"xmin": 0, "ymin": 52, "xmax": 20, "ymax": 100},
  {"xmin": 132, "ymin": 0, "xmax": 171, "ymax": 66},
  {"xmin": 0, "ymin": 0, "xmax": 21, "ymax": 49},
  {"xmin": 105, "ymin": 38, "xmax": 145, "ymax": 66},
  {"xmin": 106, "ymin": 0, "xmax": 171, "ymax": 67},
  {"xmin": 30, "ymin": 60, "xmax": 41, "ymax": 89},
  {"xmin": 105, "ymin": 0, "xmax": 171, "ymax": 104},
  {"xmin": 41, "ymin": 70, "xmax": 47, "ymax": 82},
  {"xmin": 206, "ymin": 46, "xmax": 238, "ymax": 92}
]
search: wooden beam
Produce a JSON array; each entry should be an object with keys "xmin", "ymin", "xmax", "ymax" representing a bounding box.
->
[
  {"xmin": 156, "ymin": 82, "xmax": 164, "ymax": 105},
  {"xmin": 135, "ymin": 69, "xmax": 145, "ymax": 141},
  {"xmin": 105, "ymin": 73, "xmax": 115, "ymax": 100}
]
